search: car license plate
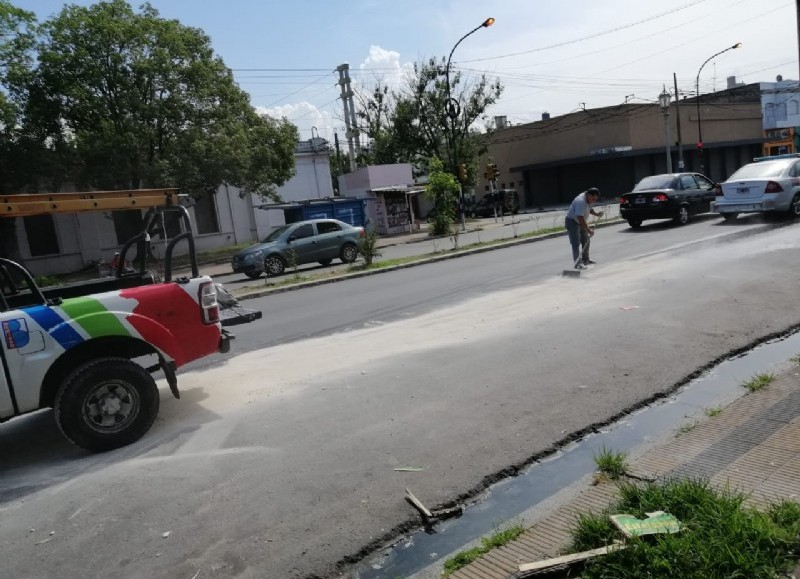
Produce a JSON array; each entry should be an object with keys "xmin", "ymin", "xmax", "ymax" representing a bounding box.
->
[
  {"xmin": 635, "ymin": 197, "xmax": 646, "ymax": 205},
  {"xmin": 737, "ymin": 187, "xmax": 749, "ymax": 194}
]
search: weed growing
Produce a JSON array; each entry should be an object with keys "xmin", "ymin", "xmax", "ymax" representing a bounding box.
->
[
  {"xmin": 442, "ymin": 524, "xmax": 524, "ymax": 576},
  {"xmin": 704, "ymin": 406, "xmax": 722, "ymax": 417},
  {"xmin": 676, "ymin": 420, "xmax": 698, "ymax": 436},
  {"xmin": 593, "ymin": 447, "xmax": 628, "ymax": 479},
  {"xmin": 742, "ymin": 372, "xmax": 774, "ymax": 392},
  {"xmin": 569, "ymin": 479, "xmax": 800, "ymax": 578}
]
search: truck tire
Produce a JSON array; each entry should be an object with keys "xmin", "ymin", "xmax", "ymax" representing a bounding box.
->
[{"xmin": 54, "ymin": 357, "xmax": 159, "ymax": 451}]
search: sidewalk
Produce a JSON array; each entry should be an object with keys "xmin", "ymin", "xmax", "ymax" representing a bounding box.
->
[{"xmin": 446, "ymin": 369, "xmax": 800, "ymax": 578}]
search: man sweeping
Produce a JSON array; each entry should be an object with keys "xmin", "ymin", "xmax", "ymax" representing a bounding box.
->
[{"xmin": 565, "ymin": 187, "xmax": 603, "ymax": 270}]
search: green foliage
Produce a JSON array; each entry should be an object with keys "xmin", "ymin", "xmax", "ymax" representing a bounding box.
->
[
  {"xmin": 355, "ymin": 56, "xmax": 503, "ymax": 175},
  {"xmin": 424, "ymin": 157, "xmax": 459, "ymax": 236},
  {"xmin": 569, "ymin": 478, "xmax": 800, "ymax": 579},
  {"xmin": 10, "ymin": 0, "xmax": 297, "ymax": 197},
  {"xmin": 741, "ymin": 372, "xmax": 774, "ymax": 392},
  {"xmin": 442, "ymin": 524, "xmax": 524, "ymax": 576},
  {"xmin": 593, "ymin": 446, "xmax": 628, "ymax": 479},
  {"xmin": 704, "ymin": 406, "xmax": 722, "ymax": 417},
  {"xmin": 357, "ymin": 228, "xmax": 381, "ymax": 266},
  {"xmin": 33, "ymin": 274, "xmax": 60, "ymax": 287}
]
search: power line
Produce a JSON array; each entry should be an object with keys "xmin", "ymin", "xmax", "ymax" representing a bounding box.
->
[{"xmin": 459, "ymin": 0, "xmax": 709, "ymax": 64}]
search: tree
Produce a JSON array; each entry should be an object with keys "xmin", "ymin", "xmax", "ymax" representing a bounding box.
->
[
  {"xmin": 21, "ymin": 0, "xmax": 297, "ymax": 198},
  {"xmin": 424, "ymin": 157, "xmax": 459, "ymax": 236},
  {"xmin": 355, "ymin": 57, "xmax": 503, "ymax": 178}
]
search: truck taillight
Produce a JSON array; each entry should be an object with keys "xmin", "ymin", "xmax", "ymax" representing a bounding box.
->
[
  {"xmin": 619, "ymin": 197, "xmax": 629, "ymax": 205},
  {"xmin": 714, "ymin": 184, "xmax": 722, "ymax": 196},
  {"xmin": 199, "ymin": 282, "xmax": 220, "ymax": 324},
  {"xmin": 765, "ymin": 181, "xmax": 783, "ymax": 193}
]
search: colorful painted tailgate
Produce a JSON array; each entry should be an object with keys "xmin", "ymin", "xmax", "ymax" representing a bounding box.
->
[{"xmin": 0, "ymin": 189, "xmax": 248, "ymax": 452}]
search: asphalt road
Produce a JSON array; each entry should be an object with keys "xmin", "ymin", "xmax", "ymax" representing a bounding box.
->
[{"xmin": 2, "ymin": 213, "xmax": 800, "ymax": 579}]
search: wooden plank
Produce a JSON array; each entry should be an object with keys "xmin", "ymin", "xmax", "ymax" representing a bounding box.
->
[
  {"xmin": 518, "ymin": 544, "xmax": 625, "ymax": 573},
  {"xmin": 405, "ymin": 488, "xmax": 432, "ymax": 519}
]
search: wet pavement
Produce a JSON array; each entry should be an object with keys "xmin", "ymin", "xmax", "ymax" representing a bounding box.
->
[
  {"xmin": 185, "ymin": 208, "xmax": 800, "ymax": 578},
  {"xmin": 433, "ymin": 359, "xmax": 800, "ymax": 579}
]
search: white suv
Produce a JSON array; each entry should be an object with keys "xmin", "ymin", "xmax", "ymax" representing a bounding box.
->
[{"xmin": 712, "ymin": 154, "xmax": 800, "ymax": 220}]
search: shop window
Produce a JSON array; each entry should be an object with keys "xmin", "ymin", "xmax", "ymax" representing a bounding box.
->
[
  {"xmin": 194, "ymin": 194, "xmax": 219, "ymax": 234},
  {"xmin": 23, "ymin": 214, "xmax": 59, "ymax": 256}
]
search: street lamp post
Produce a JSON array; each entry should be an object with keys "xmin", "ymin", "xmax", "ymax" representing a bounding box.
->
[
  {"xmin": 658, "ymin": 86, "xmax": 672, "ymax": 173},
  {"xmin": 695, "ymin": 42, "xmax": 741, "ymax": 173},
  {"xmin": 445, "ymin": 17, "xmax": 494, "ymax": 229}
]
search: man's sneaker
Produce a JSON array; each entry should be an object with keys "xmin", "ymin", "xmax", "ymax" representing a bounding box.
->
[
  {"xmin": 583, "ymin": 259, "xmax": 597, "ymax": 265},
  {"xmin": 574, "ymin": 263, "xmax": 585, "ymax": 269}
]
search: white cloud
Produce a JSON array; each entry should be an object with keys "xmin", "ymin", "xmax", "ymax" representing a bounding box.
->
[{"xmin": 257, "ymin": 102, "xmax": 341, "ymax": 143}]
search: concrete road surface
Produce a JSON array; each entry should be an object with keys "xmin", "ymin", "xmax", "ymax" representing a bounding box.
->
[{"xmin": 2, "ymin": 216, "xmax": 800, "ymax": 579}]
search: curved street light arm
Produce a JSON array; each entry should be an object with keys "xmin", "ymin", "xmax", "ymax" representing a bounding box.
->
[{"xmin": 695, "ymin": 43, "xmax": 742, "ymax": 146}]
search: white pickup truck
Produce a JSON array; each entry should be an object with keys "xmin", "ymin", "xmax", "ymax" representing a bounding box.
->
[{"xmin": 0, "ymin": 189, "xmax": 252, "ymax": 451}]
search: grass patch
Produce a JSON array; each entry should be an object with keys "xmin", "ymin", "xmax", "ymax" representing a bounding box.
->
[
  {"xmin": 569, "ymin": 478, "xmax": 800, "ymax": 579},
  {"xmin": 704, "ymin": 406, "xmax": 722, "ymax": 417},
  {"xmin": 741, "ymin": 372, "xmax": 774, "ymax": 392},
  {"xmin": 791, "ymin": 354, "xmax": 800, "ymax": 365},
  {"xmin": 593, "ymin": 447, "xmax": 628, "ymax": 479},
  {"xmin": 676, "ymin": 420, "xmax": 698, "ymax": 436},
  {"xmin": 34, "ymin": 274, "xmax": 62, "ymax": 287},
  {"xmin": 442, "ymin": 524, "xmax": 525, "ymax": 576}
]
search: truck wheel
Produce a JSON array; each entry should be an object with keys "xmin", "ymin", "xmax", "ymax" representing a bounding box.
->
[{"xmin": 54, "ymin": 358, "xmax": 159, "ymax": 451}]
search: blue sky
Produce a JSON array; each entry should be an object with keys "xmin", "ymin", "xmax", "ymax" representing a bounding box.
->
[{"xmin": 16, "ymin": 0, "xmax": 799, "ymax": 142}]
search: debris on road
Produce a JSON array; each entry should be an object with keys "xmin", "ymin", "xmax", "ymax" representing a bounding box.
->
[
  {"xmin": 404, "ymin": 488, "xmax": 463, "ymax": 527},
  {"xmin": 518, "ymin": 543, "xmax": 626, "ymax": 575},
  {"xmin": 610, "ymin": 510, "xmax": 681, "ymax": 538}
]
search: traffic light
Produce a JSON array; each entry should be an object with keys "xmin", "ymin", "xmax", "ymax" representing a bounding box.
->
[
  {"xmin": 458, "ymin": 163, "xmax": 467, "ymax": 183},
  {"xmin": 696, "ymin": 141, "xmax": 703, "ymax": 151},
  {"xmin": 486, "ymin": 163, "xmax": 499, "ymax": 181}
]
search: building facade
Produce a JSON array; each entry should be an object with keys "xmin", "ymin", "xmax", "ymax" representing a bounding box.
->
[{"xmin": 481, "ymin": 83, "xmax": 765, "ymax": 208}]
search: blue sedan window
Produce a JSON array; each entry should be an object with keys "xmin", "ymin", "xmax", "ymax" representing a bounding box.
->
[{"xmin": 291, "ymin": 224, "xmax": 314, "ymax": 239}]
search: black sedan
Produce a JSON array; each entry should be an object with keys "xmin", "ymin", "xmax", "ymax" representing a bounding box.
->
[{"xmin": 619, "ymin": 172, "xmax": 717, "ymax": 228}]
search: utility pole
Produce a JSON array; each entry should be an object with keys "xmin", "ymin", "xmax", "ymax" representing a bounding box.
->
[
  {"xmin": 673, "ymin": 73, "xmax": 685, "ymax": 170},
  {"xmin": 336, "ymin": 64, "xmax": 361, "ymax": 172}
]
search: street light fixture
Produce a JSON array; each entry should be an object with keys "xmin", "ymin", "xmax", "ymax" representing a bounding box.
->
[
  {"xmin": 445, "ymin": 17, "xmax": 494, "ymax": 229},
  {"xmin": 658, "ymin": 86, "xmax": 672, "ymax": 173},
  {"xmin": 695, "ymin": 42, "xmax": 742, "ymax": 173}
]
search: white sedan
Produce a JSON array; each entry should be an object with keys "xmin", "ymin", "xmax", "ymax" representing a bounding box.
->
[{"xmin": 712, "ymin": 153, "xmax": 800, "ymax": 220}]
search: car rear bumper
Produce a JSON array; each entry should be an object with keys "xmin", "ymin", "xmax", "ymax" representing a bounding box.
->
[
  {"xmin": 619, "ymin": 206, "xmax": 675, "ymax": 220},
  {"xmin": 712, "ymin": 199, "xmax": 772, "ymax": 213}
]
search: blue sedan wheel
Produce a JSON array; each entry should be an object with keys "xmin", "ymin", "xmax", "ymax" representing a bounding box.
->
[
  {"xmin": 340, "ymin": 243, "xmax": 359, "ymax": 263},
  {"xmin": 264, "ymin": 255, "xmax": 285, "ymax": 276}
]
